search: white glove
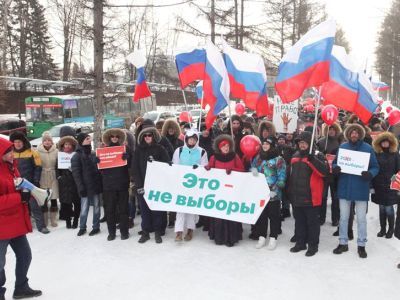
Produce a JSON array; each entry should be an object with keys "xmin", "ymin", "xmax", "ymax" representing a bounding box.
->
[
  {"xmin": 270, "ymin": 191, "xmax": 277, "ymax": 198},
  {"xmin": 251, "ymin": 168, "xmax": 259, "ymax": 177}
]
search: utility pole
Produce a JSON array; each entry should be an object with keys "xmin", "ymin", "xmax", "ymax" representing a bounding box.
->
[{"xmin": 93, "ymin": 0, "xmax": 104, "ymax": 147}]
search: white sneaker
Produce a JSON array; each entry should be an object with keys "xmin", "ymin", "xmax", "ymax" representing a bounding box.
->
[
  {"xmin": 255, "ymin": 236, "xmax": 266, "ymax": 249},
  {"xmin": 267, "ymin": 237, "xmax": 277, "ymax": 250}
]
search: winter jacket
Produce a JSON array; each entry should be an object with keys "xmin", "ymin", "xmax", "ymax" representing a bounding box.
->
[
  {"xmin": 162, "ymin": 119, "xmax": 184, "ymax": 150},
  {"xmin": 207, "ymin": 135, "xmax": 245, "ymax": 172},
  {"xmin": 199, "ymin": 133, "xmax": 214, "ymax": 159},
  {"xmin": 37, "ymin": 144, "xmax": 59, "ymax": 199},
  {"xmin": 334, "ymin": 124, "xmax": 380, "ymax": 202},
  {"xmin": 172, "ymin": 129, "xmax": 208, "ymax": 167},
  {"xmin": 131, "ymin": 127, "xmax": 170, "ymax": 189},
  {"xmin": 317, "ymin": 123, "xmax": 342, "ymax": 155},
  {"xmin": 0, "ymin": 137, "xmax": 32, "ymax": 240},
  {"xmin": 99, "ymin": 128, "xmax": 130, "ymax": 192},
  {"xmin": 251, "ymin": 149, "xmax": 286, "ymax": 201},
  {"xmin": 371, "ymin": 132, "xmax": 400, "ymax": 206},
  {"xmin": 71, "ymin": 146, "xmax": 103, "ymax": 197}
]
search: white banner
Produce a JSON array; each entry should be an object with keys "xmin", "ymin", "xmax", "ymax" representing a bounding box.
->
[
  {"xmin": 273, "ymin": 95, "xmax": 299, "ymax": 133},
  {"xmin": 57, "ymin": 152, "xmax": 75, "ymax": 169},
  {"xmin": 337, "ymin": 148, "xmax": 370, "ymax": 176},
  {"xmin": 143, "ymin": 161, "xmax": 270, "ymax": 224}
]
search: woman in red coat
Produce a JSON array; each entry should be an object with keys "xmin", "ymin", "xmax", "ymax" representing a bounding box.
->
[
  {"xmin": 0, "ymin": 137, "xmax": 42, "ymax": 299},
  {"xmin": 206, "ymin": 134, "xmax": 245, "ymax": 247}
]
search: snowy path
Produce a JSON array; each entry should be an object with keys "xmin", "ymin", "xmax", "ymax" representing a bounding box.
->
[{"xmin": 4, "ymin": 204, "xmax": 400, "ymax": 300}]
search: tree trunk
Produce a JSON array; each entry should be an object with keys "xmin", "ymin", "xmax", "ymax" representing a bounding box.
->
[
  {"xmin": 240, "ymin": 0, "xmax": 244, "ymax": 49},
  {"xmin": 210, "ymin": 0, "xmax": 215, "ymax": 43},
  {"xmin": 234, "ymin": 0, "xmax": 239, "ymax": 48},
  {"xmin": 93, "ymin": 0, "xmax": 104, "ymax": 148}
]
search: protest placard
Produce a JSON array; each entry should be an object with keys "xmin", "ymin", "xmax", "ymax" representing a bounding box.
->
[
  {"xmin": 337, "ymin": 148, "xmax": 370, "ymax": 176},
  {"xmin": 143, "ymin": 161, "xmax": 270, "ymax": 224},
  {"xmin": 96, "ymin": 145, "xmax": 126, "ymax": 169},
  {"xmin": 273, "ymin": 95, "xmax": 299, "ymax": 133},
  {"xmin": 57, "ymin": 152, "xmax": 75, "ymax": 169}
]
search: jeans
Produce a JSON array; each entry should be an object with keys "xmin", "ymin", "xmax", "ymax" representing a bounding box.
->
[
  {"xmin": 28, "ymin": 197, "xmax": 46, "ymax": 231},
  {"xmin": 79, "ymin": 194, "xmax": 101, "ymax": 230},
  {"xmin": 0, "ymin": 235, "xmax": 32, "ymax": 296},
  {"xmin": 379, "ymin": 205, "xmax": 395, "ymax": 216},
  {"xmin": 339, "ymin": 199, "xmax": 368, "ymax": 247}
]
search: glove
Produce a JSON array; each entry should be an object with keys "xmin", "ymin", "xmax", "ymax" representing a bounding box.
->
[
  {"xmin": 95, "ymin": 156, "xmax": 101, "ymax": 164},
  {"xmin": 14, "ymin": 178, "xmax": 35, "ymax": 192},
  {"xmin": 270, "ymin": 191, "xmax": 277, "ymax": 199},
  {"xmin": 204, "ymin": 166, "xmax": 211, "ymax": 171},
  {"xmin": 21, "ymin": 191, "xmax": 31, "ymax": 203},
  {"xmin": 226, "ymin": 169, "xmax": 232, "ymax": 175},
  {"xmin": 168, "ymin": 161, "xmax": 173, "ymax": 166},
  {"xmin": 332, "ymin": 166, "xmax": 341, "ymax": 176},
  {"xmin": 147, "ymin": 156, "xmax": 154, "ymax": 163},
  {"xmin": 361, "ymin": 171, "xmax": 372, "ymax": 181},
  {"xmin": 80, "ymin": 190, "xmax": 87, "ymax": 198},
  {"xmin": 251, "ymin": 167, "xmax": 258, "ymax": 177},
  {"xmin": 137, "ymin": 188, "xmax": 145, "ymax": 195},
  {"xmin": 192, "ymin": 164, "xmax": 199, "ymax": 169},
  {"xmin": 122, "ymin": 152, "xmax": 128, "ymax": 160}
]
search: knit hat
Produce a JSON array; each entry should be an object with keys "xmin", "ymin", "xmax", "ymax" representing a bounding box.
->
[
  {"xmin": 261, "ymin": 136, "xmax": 276, "ymax": 148},
  {"xmin": 42, "ymin": 131, "xmax": 53, "ymax": 142},
  {"xmin": 77, "ymin": 132, "xmax": 90, "ymax": 146}
]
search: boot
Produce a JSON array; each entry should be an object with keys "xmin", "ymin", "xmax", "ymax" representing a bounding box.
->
[
  {"xmin": 267, "ymin": 237, "xmax": 277, "ymax": 250},
  {"xmin": 155, "ymin": 231, "xmax": 162, "ymax": 244},
  {"xmin": 386, "ymin": 215, "xmax": 395, "ymax": 239},
  {"xmin": 305, "ymin": 245, "xmax": 318, "ymax": 257},
  {"xmin": 138, "ymin": 231, "xmax": 150, "ymax": 243},
  {"xmin": 290, "ymin": 235, "xmax": 296, "ymax": 243},
  {"xmin": 72, "ymin": 218, "xmax": 78, "ymax": 229},
  {"xmin": 121, "ymin": 233, "xmax": 129, "ymax": 240},
  {"xmin": 175, "ymin": 231, "xmax": 183, "ymax": 242},
  {"xmin": 107, "ymin": 234, "xmax": 116, "ymax": 241},
  {"xmin": 333, "ymin": 244, "xmax": 348, "ymax": 254},
  {"xmin": 40, "ymin": 227, "xmax": 50, "ymax": 234},
  {"xmin": 43, "ymin": 211, "xmax": 49, "ymax": 228},
  {"xmin": 50, "ymin": 207, "xmax": 58, "ymax": 227},
  {"xmin": 184, "ymin": 229, "xmax": 193, "ymax": 241},
  {"xmin": 77, "ymin": 229, "xmax": 86, "ymax": 236},
  {"xmin": 358, "ymin": 246, "xmax": 367, "ymax": 258},
  {"xmin": 255, "ymin": 236, "xmax": 266, "ymax": 249},
  {"xmin": 66, "ymin": 218, "xmax": 72, "ymax": 229},
  {"xmin": 290, "ymin": 244, "xmax": 307, "ymax": 253},
  {"xmin": 377, "ymin": 211, "xmax": 387, "ymax": 237},
  {"xmin": 128, "ymin": 217, "xmax": 134, "ymax": 229},
  {"xmin": 89, "ymin": 228, "xmax": 100, "ymax": 236},
  {"xmin": 12, "ymin": 286, "xmax": 42, "ymax": 299}
]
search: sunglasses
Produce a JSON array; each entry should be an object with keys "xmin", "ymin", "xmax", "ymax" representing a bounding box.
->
[{"xmin": 143, "ymin": 134, "xmax": 153, "ymax": 138}]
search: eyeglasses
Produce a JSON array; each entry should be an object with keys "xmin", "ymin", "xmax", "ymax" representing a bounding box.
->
[{"xmin": 143, "ymin": 134, "xmax": 153, "ymax": 138}]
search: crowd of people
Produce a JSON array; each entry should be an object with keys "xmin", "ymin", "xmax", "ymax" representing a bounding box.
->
[{"xmin": 1, "ymin": 110, "xmax": 400, "ymax": 299}]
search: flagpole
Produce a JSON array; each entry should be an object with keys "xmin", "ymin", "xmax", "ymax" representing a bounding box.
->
[
  {"xmin": 309, "ymin": 87, "xmax": 322, "ymax": 154},
  {"xmin": 181, "ymin": 89, "xmax": 189, "ymax": 112},
  {"xmin": 174, "ymin": 58, "xmax": 189, "ymax": 112},
  {"xmin": 198, "ymin": 90, "xmax": 204, "ymax": 131},
  {"xmin": 228, "ymin": 101, "xmax": 234, "ymax": 138}
]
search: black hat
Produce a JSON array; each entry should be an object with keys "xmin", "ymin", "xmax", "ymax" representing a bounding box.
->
[
  {"xmin": 77, "ymin": 132, "xmax": 90, "ymax": 146},
  {"xmin": 261, "ymin": 136, "xmax": 276, "ymax": 148}
]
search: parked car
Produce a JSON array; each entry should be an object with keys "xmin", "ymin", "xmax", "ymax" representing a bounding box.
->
[
  {"xmin": 0, "ymin": 118, "xmax": 26, "ymax": 136},
  {"xmin": 30, "ymin": 122, "xmax": 93, "ymax": 148},
  {"xmin": 189, "ymin": 109, "xmax": 207, "ymax": 123},
  {"xmin": 143, "ymin": 111, "xmax": 176, "ymax": 124}
]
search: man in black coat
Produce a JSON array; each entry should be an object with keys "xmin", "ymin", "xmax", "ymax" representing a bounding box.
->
[
  {"xmin": 288, "ymin": 131, "xmax": 328, "ymax": 257},
  {"xmin": 71, "ymin": 133, "xmax": 103, "ymax": 237},
  {"xmin": 132, "ymin": 127, "xmax": 170, "ymax": 244}
]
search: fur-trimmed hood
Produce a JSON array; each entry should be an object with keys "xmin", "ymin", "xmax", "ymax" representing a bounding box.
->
[
  {"xmin": 58, "ymin": 136, "xmax": 78, "ymax": 151},
  {"xmin": 344, "ymin": 123, "xmax": 366, "ymax": 142},
  {"xmin": 161, "ymin": 119, "xmax": 181, "ymax": 139},
  {"xmin": 258, "ymin": 120, "xmax": 276, "ymax": 137},
  {"xmin": 102, "ymin": 128, "xmax": 126, "ymax": 146},
  {"xmin": 373, "ymin": 131, "xmax": 398, "ymax": 153},
  {"xmin": 322, "ymin": 122, "xmax": 342, "ymax": 137},
  {"xmin": 138, "ymin": 127, "xmax": 161, "ymax": 145},
  {"xmin": 212, "ymin": 134, "xmax": 235, "ymax": 154}
]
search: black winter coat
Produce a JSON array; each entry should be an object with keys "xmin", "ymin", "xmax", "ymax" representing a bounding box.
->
[
  {"xmin": 57, "ymin": 168, "xmax": 80, "ymax": 204},
  {"xmin": 100, "ymin": 159, "xmax": 130, "ymax": 192},
  {"xmin": 71, "ymin": 146, "xmax": 102, "ymax": 197}
]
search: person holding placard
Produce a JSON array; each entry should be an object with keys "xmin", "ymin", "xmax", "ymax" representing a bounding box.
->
[{"xmin": 332, "ymin": 123, "xmax": 379, "ymax": 258}]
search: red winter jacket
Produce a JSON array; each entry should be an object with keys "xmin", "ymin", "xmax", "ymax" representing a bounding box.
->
[
  {"xmin": 207, "ymin": 153, "xmax": 245, "ymax": 172},
  {"xmin": 0, "ymin": 137, "xmax": 32, "ymax": 240}
]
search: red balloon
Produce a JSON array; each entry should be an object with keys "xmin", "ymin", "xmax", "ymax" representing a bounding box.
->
[
  {"xmin": 303, "ymin": 104, "xmax": 315, "ymax": 113},
  {"xmin": 235, "ymin": 103, "xmax": 245, "ymax": 116},
  {"xmin": 321, "ymin": 104, "xmax": 339, "ymax": 126},
  {"xmin": 388, "ymin": 110, "xmax": 400, "ymax": 126},
  {"xmin": 179, "ymin": 111, "xmax": 192, "ymax": 123},
  {"xmin": 386, "ymin": 106, "xmax": 393, "ymax": 114},
  {"xmin": 240, "ymin": 135, "xmax": 261, "ymax": 158}
]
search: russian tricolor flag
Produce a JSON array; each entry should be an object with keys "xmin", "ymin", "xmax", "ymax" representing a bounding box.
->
[
  {"xmin": 126, "ymin": 50, "xmax": 152, "ymax": 102},
  {"xmin": 321, "ymin": 46, "xmax": 359, "ymax": 112},
  {"xmin": 275, "ymin": 19, "xmax": 336, "ymax": 103},
  {"xmin": 354, "ymin": 72, "xmax": 379, "ymax": 124},
  {"xmin": 371, "ymin": 80, "xmax": 390, "ymax": 91},
  {"xmin": 175, "ymin": 46, "xmax": 206, "ymax": 89},
  {"xmin": 222, "ymin": 40, "xmax": 269, "ymax": 116},
  {"xmin": 203, "ymin": 41, "xmax": 230, "ymax": 129},
  {"xmin": 196, "ymin": 81, "xmax": 203, "ymax": 103}
]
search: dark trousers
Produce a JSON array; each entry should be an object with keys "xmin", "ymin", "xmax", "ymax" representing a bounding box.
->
[
  {"xmin": 254, "ymin": 201, "xmax": 281, "ymax": 238},
  {"xmin": 60, "ymin": 198, "xmax": 81, "ymax": 221},
  {"xmin": 103, "ymin": 190, "xmax": 129, "ymax": 235},
  {"xmin": 0, "ymin": 235, "xmax": 32, "ymax": 296},
  {"xmin": 320, "ymin": 178, "xmax": 339, "ymax": 224},
  {"xmin": 138, "ymin": 193, "xmax": 166, "ymax": 233},
  {"xmin": 293, "ymin": 206, "xmax": 320, "ymax": 248}
]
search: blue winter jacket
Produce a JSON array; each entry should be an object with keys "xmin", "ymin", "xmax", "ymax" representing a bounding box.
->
[{"xmin": 334, "ymin": 140, "xmax": 379, "ymax": 201}]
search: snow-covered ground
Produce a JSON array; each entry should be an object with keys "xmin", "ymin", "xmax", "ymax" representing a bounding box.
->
[{"xmin": 4, "ymin": 203, "xmax": 400, "ymax": 300}]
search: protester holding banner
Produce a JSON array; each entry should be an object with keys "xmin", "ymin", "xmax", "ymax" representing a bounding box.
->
[
  {"xmin": 37, "ymin": 132, "xmax": 59, "ymax": 228},
  {"xmin": 332, "ymin": 123, "xmax": 379, "ymax": 258},
  {"xmin": 172, "ymin": 129, "xmax": 208, "ymax": 242},
  {"xmin": 317, "ymin": 122, "xmax": 342, "ymax": 226},
  {"xmin": 206, "ymin": 134, "xmax": 245, "ymax": 247},
  {"xmin": 371, "ymin": 132, "xmax": 400, "ymax": 239},
  {"xmin": 251, "ymin": 136, "xmax": 286, "ymax": 250},
  {"xmin": 132, "ymin": 127, "xmax": 170, "ymax": 244},
  {"xmin": 100, "ymin": 129, "xmax": 131, "ymax": 241},
  {"xmin": 71, "ymin": 133, "xmax": 102, "ymax": 237},
  {"xmin": 0, "ymin": 137, "xmax": 43, "ymax": 300},
  {"xmin": 288, "ymin": 131, "xmax": 328, "ymax": 257},
  {"xmin": 57, "ymin": 135, "xmax": 80, "ymax": 229}
]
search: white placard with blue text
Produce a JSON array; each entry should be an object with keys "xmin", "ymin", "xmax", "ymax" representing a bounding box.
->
[{"xmin": 337, "ymin": 148, "xmax": 370, "ymax": 176}]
